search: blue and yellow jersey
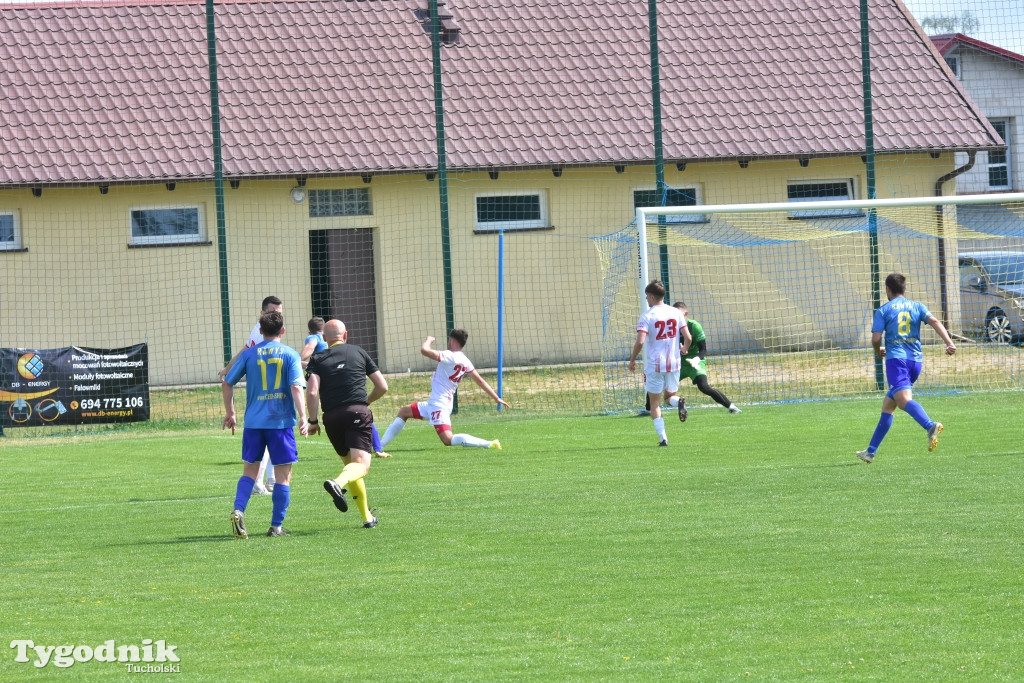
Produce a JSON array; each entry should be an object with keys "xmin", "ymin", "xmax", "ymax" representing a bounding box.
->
[
  {"xmin": 872, "ymin": 296, "xmax": 933, "ymax": 362},
  {"xmin": 224, "ymin": 340, "xmax": 305, "ymax": 429}
]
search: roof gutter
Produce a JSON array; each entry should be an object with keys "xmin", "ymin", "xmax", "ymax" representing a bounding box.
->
[{"xmin": 934, "ymin": 151, "xmax": 977, "ymax": 328}]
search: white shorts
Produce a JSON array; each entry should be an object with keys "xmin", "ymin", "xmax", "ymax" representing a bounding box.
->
[
  {"xmin": 644, "ymin": 371, "xmax": 680, "ymax": 395},
  {"xmin": 411, "ymin": 401, "xmax": 452, "ymax": 432}
]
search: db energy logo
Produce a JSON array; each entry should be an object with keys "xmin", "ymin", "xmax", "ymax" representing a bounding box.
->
[{"xmin": 10, "ymin": 639, "xmax": 180, "ymax": 671}]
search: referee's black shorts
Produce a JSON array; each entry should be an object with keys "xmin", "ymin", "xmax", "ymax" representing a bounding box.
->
[{"xmin": 323, "ymin": 404, "xmax": 374, "ymax": 456}]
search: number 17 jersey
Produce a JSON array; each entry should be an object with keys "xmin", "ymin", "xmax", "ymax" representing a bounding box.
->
[{"xmin": 637, "ymin": 303, "xmax": 684, "ymax": 374}]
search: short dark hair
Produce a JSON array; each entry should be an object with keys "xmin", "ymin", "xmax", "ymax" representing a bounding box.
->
[
  {"xmin": 261, "ymin": 295, "xmax": 282, "ymax": 311},
  {"xmin": 645, "ymin": 280, "xmax": 666, "ymax": 300},
  {"xmin": 259, "ymin": 310, "xmax": 284, "ymax": 337},
  {"xmin": 449, "ymin": 328, "xmax": 469, "ymax": 348},
  {"xmin": 307, "ymin": 316, "xmax": 325, "ymax": 334},
  {"xmin": 885, "ymin": 273, "xmax": 906, "ymax": 296},
  {"xmin": 672, "ymin": 301, "xmax": 687, "ymax": 312}
]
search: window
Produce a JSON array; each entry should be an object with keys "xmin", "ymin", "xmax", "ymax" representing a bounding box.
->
[
  {"xmin": 988, "ymin": 119, "xmax": 1011, "ymax": 190},
  {"xmin": 130, "ymin": 206, "xmax": 203, "ymax": 245},
  {"xmin": 633, "ymin": 186, "xmax": 705, "ymax": 223},
  {"xmin": 475, "ymin": 191, "xmax": 549, "ymax": 232},
  {"xmin": 787, "ymin": 180, "xmax": 861, "ymax": 218},
  {"xmin": 309, "ymin": 189, "xmax": 372, "ymax": 218},
  {"xmin": 0, "ymin": 210, "xmax": 21, "ymax": 250},
  {"xmin": 945, "ymin": 55, "xmax": 960, "ymax": 79}
]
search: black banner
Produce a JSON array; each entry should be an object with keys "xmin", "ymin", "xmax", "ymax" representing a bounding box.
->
[{"xmin": 1, "ymin": 344, "xmax": 150, "ymax": 427}]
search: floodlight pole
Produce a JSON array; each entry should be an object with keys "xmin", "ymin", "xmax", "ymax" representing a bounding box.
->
[
  {"xmin": 205, "ymin": 0, "xmax": 231, "ymax": 367},
  {"xmin": 860, "ymin": 0, "xmax": 884, "ymax": 390}
]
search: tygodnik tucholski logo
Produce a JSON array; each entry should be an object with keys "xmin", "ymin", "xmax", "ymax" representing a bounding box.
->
[{"xmin": 10, "ymin": 638, "xmax": 180, "ymax": 671}]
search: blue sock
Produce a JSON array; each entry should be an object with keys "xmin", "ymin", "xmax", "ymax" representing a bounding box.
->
[
  {"xmin": 271, "ymin": 484, "xmax": 290, "ymax": 527},
  {"xmin": 903, "ymin": 400, "xmax": 933, "ymax": 430},
  {"xmin": 234, "ymin": 476, "xmax": 256, "ymax": 512},
  {"xmin": 868, "ymin": 412, "xmax": 894, "ymax": 453},
  {"xmin": 372, "ymin": 424, "xmax": 382, "ymax": 453}
]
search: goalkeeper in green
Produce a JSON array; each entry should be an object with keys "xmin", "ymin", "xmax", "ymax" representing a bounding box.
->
[{"xmin": 673, "ymin": 302, "xmax": 741, "ymax": 415}]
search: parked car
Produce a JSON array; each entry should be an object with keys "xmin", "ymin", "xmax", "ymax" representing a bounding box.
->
[{"xmin": 958, "ymin": 251, "xmax": 1024, "ymax": 343}]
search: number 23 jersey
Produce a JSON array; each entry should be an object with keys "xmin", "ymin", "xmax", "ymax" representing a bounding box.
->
[
  {"xmin": 431, "ymin": 350, "xmax": 473, "ymax": 407},
  {"xmin": 637, "ymin": 303, "xmax": 684, "ymax": 373}
]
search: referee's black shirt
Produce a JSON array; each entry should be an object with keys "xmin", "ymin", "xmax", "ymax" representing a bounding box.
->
[{"xmin": 307, "ymin": 343, "xmax": 379, "ymax": 412}]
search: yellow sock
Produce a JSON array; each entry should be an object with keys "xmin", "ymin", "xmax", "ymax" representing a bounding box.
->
[
  {"xmin": 348, "ymin": 477, "xmax": 372, "ymax": 522},
  {"xmin": 334, "ymin": 462, "xmax": 367, "ymax": 489}
]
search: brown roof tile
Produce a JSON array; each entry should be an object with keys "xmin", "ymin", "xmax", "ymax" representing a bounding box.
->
[{"xmin": 0, "ymin": 0, "xmax": 1002, "ymax": 184}]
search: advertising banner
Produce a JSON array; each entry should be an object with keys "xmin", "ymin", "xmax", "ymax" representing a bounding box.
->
[{"xmin": 1, "ymin": 344, "xmax": 150, "ymax": 427}]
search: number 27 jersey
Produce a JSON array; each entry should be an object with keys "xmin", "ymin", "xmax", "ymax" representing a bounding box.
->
[
  {"xmin": 637, "ymin": 303, "xmax": 684, "ymax": 373},
  {"xmin": 430, "ymin": 349, "xmax": 474, "ymax": 407}
]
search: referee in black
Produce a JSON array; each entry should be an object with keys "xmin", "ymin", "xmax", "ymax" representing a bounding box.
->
[{"xmin": 306, "ymin": 319, "xmax": 389, "ymax": 528}]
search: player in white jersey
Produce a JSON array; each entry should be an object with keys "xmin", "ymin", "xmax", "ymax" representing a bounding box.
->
[
  {"xmin": 379, "ymin": 329, "xmax": 510, "ymax": 450},
  {"xmin": 628, "ymin": 280, "xmax": 691, "ymax": 446},
  {"xmin": 218, "ymin": 295, "xmax": 282, "ymax": 494}
]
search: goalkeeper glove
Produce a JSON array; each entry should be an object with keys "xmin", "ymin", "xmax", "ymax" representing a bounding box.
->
[{"xmin": 686, "ymin": 356, "xmax": 701, "ymax": 369}]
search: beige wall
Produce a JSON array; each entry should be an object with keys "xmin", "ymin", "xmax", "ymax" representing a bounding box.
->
[{"xmin": 0, "ymin": 152, "xmax": 960, "ymax": 384}]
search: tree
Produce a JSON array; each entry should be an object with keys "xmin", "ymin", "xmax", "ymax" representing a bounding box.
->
[{"xmin": 920, "ymin": 11, "xmax": 980, "ymax": 34}]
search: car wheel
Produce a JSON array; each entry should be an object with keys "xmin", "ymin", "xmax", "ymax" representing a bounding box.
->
[{"xmin": 985, "ymin": 309, "xmax": 1013, "ymax": 343}]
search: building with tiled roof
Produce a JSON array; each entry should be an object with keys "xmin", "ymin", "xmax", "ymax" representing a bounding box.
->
[
  {"xmin": 0, "ymin": 0, "xmax": 1006, "ymax": 386},
  {"xmin": 930, "ymin": 33, "xmax": 1023, "ymax": 194}
]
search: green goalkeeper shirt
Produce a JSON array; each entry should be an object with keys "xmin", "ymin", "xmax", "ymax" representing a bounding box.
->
[{"xmin": 684, "ymin": 318, "xmax": 706, "ymax": 359}]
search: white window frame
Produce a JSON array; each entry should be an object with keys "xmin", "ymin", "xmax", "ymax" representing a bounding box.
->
[
  {"xmin": 0, "ymin": 210, "xmax": 21, "ymax": 250},
  {"xmin": 474, "ymin": 190, "xmax": 549, "ymax": 232},
  {"xmin": 944, "ymin": 54, "xmax": 961, "ymax": 79},
  {"xmin": 987, "ymin": 119, "xmax": 1011, "ymax": 191},
  {"xmin": 633, "ymin": 184, "xmax": 706, "ymax": 224},
  {"xmin": 129, "ymin": 205, "xmax": 205, "ymax": 246},
  {"xmin": 787, "ymin": 179, "xmax": 862, "ymax": 218}
]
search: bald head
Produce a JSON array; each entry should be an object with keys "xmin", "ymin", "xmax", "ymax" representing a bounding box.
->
[{"xmin": 323, "ymin": 319, "xmax": 347, "ymax": 344}]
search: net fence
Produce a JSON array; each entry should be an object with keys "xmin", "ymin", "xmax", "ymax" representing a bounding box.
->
[{"xmin": 1, "ymin": 0, "xmax": 1022, "ymax": 435}]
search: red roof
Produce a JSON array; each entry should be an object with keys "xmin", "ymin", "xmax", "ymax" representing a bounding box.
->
[
  {"xmin": 930, "ymin": 32, "xmax": 1024, "ymax": 63},
  {"xmin": 0, "ymin": 0, "xmax": 1003, "ymax": 185}
]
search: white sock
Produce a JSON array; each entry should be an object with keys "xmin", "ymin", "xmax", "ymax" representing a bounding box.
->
[
  {"xmin": 451, "ymin": 433, "xmax": 491, "ymax": 448},
  {"xmin": 255, "ymin": 452, "xmax": 268, "ymax": 487},
  {"xmin": 668, "ymin": 396, "xmax": 679, "ymax": 407},
  {"xmin": 653, "ymin": 417, "xmax": 666, "ymax": 441},
  {"xmin": 264, "ymin": 454, "xmax": 276, "ymax": 485},
  {"xmin": 381, "ymin": 418, "xmax": 406, "ymax": 448}
]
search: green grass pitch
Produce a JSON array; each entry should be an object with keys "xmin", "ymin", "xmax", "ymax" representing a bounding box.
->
[{"xmin": 2, "ymin": 394, "xmax": 1022, "ymax": 680}]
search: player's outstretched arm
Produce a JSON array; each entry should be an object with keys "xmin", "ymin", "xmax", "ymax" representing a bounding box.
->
[
  {"xmin": 420, "ymin": 336, "xmax": 442, "ymax": 362},
  {"xmin": 927, "ymin": 317, "xmax": 957, "ymax": 355},
  {"xmin": 468, "ymin": 369, "xmax": 510, "ymax": 409}
]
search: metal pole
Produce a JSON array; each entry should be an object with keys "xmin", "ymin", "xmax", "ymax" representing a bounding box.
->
[
  {"xmin": 648, "ymin": 0, "xmax": 671, "ymax": 298},
  {"xmin": 860, "ymin": 0, "xmax": 884, "ymax": 390},
  {"xmin": 496, "ymin": 229, "xmax": 505, "ymax": 411},
  {"xmin": 206, "ymin": 0, "xmax": 231, "ymax": 366}
]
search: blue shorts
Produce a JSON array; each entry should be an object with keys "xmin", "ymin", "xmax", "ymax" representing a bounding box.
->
[
  {"xmin": 884, "ymin": 358, "xmax": 922, "ymax": 398},
  {"xmin": 241, "ymin": 428, "xmax": 298, "ymax": 466}
]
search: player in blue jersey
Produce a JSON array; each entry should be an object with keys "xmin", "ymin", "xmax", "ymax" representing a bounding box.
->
[
  {"xmin": 222, "ymin": 310, "xmax": 309, "ymax": 537},
  {"xmin": 857, "ymin": 273, "xmax": 956, "ymax": 463}
]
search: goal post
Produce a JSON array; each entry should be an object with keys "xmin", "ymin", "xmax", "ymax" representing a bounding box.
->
[{"xmin": 598, "ymin": 193, "xmax": 1024, "ymax": 414}]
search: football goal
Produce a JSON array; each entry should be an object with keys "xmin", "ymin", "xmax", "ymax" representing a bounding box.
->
[{"xmin": 594, "ymin": 193, "xmax": 1024, "ymax": 414}]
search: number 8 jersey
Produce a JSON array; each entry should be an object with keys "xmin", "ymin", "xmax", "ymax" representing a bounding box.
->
[
  {"xmin": 872, "ymin": 295, "xmax": 933, "ymax": 362},
  {"xmin": 430, "ymin": 350, "xmax": 474, "ymax": 408},
  {"xmin": 637, "ymin": 303, "xmax": 685, "ymax": 373}
]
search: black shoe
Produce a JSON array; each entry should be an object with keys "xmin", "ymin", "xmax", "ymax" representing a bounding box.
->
[
  {"xmin": 636, "ymin": 409, "xmax": 651, "ymax": 417},
  {"xmin": 363, "ymin": 516, "xmax": 379, "ymax": 529},
  {"xmin": 266, "ymin": 526, "xmax": 291, "ymax": 537},
  {"xmin": 678, "ymin": 398, "xmax": 688, "ymax": 422},
  {"xmin": 324, "ymin": 480, "xmax": 348, "ymax": 512},
  {"xmin": 658, "ymin": 439, "xmax": 668, "ymax": 447}
]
